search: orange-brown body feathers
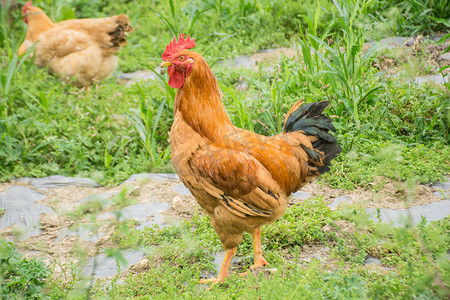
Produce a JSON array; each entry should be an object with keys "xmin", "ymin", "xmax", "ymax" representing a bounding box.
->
[
  {"xmin": 18, "ymin": 1, "xmax": 133, "ymax": 87},
  {"xmin": 161, "ymin": 34, "xmax": 341, "ymax": 283}
]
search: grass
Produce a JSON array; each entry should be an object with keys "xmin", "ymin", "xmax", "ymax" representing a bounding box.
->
[
  {"xmin": 0, "ymin": 240, "xmax": 50, "ymax": 299},
  {"xmin": 73, "ymin": 198, "xmax": 448, "ymax": 299},
  {"xmin": 0, "ymin": 0, "xmax": 448, "ymax": 186},
  {"xmin": 2, "ymin": 197, "xmax": 449, "ymax": 298},
  {"xmin": 369, "ymin": 0, "xmax": 450, "ymax": 36},
  {"xmin": 0, "ymin": 0, "xmax": 449, "ymax": 298}
]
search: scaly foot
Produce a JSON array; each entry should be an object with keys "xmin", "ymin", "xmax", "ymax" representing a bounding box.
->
[
  {"xmin": 240, "ymin": 255, "xmax": 270, "ymax": 276},
  {"xmin": 199, "ymin": 276, "xmax": 225, "ymax": 284},
  {"xmin": 200, "ymin": 247, "xmax": 237, "ymax": 285},
  {"xmin": 250, "ymin": 255, "xmax": 269, "ymax": 270}
]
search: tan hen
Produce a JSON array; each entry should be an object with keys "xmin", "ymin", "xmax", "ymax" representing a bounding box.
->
[{"xmin": 18, "ymin": 1, "xmax": 133, "ymax": 87}]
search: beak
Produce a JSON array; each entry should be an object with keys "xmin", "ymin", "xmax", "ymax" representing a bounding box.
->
[{"xmin": 160, "ymin": 60, "xmax": 172, "ymax": 68}]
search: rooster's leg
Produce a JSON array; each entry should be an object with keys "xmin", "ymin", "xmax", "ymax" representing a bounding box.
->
[
  {"xmin": 240, "ymin": 227, "xmax": 269, "ymax": 277},
  {"xmin": 250, "ymin": 227, "xmax": 269, "ymax": 269},
  {"xmin": 200, "ymin": 247, "xmax": 237, "ymax": 284}
]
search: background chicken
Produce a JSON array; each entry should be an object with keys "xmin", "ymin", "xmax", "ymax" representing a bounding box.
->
[
  {"xmin": 18, "ymin": 1, "xmax": 133, "ymax": 87},
  {"xmin": 161, "ymin": 34, "xmax": 342, "ymax": 284}
]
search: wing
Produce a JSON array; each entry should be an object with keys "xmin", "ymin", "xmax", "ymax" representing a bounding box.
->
[
  {"xmin": 34, "ymin": 29, "xmax": 96, "ymax": 67},
  {"xmin": 236, "ymin": 130, "xmax": 311, "ymax": 195},
  {"xmin": 56, "ymin": 15, "xmax": 133, "ymax": 51},
  {"xmin": 187, "ymin": 139, "xmax": 286, "ymax": 219}
]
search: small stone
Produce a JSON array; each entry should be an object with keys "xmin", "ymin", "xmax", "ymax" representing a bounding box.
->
[
  {"xmin": 40, "ymin": 213, "xmax": 59, "ymax": 228},
  {"xmin": 116, "ymin": 70, "xmax": 158, "ymax": 81},
  {"xmin": 122, "ymin": 173, "xmax": 178, "ymax": 185},
  {"xmin": 82, "ymin": 250, "xmax": 147, "ymax": 279},
  {"xmin": 216, "ymin": 55, "xmax": 257, "ymax": 69},
  {"xmin": 57, "ymin": 227, "xmax": 106, "ymax": 243},
  {"xmin": 250, "ymin": 267, "xmax": 278, "ymax": 277},
  {"xmin": 366, "ymin": 200, "xmax": 450, "ymax": 227},
  {"xmin": 0, "ymin": 186, "xmax": 54, "ymax": 238},
  {"xmin": 171, "ymin": 183, "xmax": 192, "ymax": 196},
  {"xmin": 78, "ymin": 192, "xmax": 115, "ymax": 205},
  {"xmin": 364, "ymin": 256, "xmax": 382, "ymax": 265},
  {"xmin": 29, "ymin": 175, "xmax": 101, "ymax": 190},
  {"xmin": 130, "ymin": 258, "xmax": 151, "ymax": 274},
  {"xmin": 431, "ymin": 179, "xmax": 450, "ymax": 199},
  {"xmin": 415, "ymin": 74, "xmax": 445, "ymax": 85},
  {"xmin": 292, "ymin": 191, "xmax": 311, "ymax": 200},
  {"xmin": 329, "ymin": 196, "xmax": 352, "ymax": 209},
  {"xmin": 440, "ymin": 53, "xmax": 450, "ymax": 61},
  {"xmin": 100, "ymin": 202, "xmax": 171, "ymax": 229},
  {"xmin": 172, "ymin": 195, "xmax": 183, "ymax": 206},
  {"xmin": 432, "ymin": 180, "xmax": 450, "ymax": 191}
]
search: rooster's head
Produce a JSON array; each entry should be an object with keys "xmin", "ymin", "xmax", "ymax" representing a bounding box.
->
[{"xmin": 160, "ymin": 33, "xmax": 196, "ymax": 89}]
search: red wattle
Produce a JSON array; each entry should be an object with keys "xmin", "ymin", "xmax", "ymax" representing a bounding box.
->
[{"xmin": 168, "ymin": 65, "xmax": 185, "ymax": 89}]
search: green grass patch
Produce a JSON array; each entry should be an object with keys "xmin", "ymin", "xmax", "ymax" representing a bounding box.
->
[
  {"xmin": 91, "ymin": 199, "xmax": 450, "ymax": 299},
  {"xmin": 1, "ymin": 0, "xmax": 448, "ymax": 187},
  {"xmin": 0, "ymin": 240, "xmax": 50, "ymax": 299}
]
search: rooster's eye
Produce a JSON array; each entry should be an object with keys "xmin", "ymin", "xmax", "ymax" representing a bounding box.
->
[{"xmin": 179, "ymin": 56, "xmax": 185, "ymax": 60}]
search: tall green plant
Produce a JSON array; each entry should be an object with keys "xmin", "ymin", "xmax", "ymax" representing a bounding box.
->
[
  {"xmin": 0, "ymin": 240, "xmax": 50, "ymax": 299},
  {"xmin": 220, "ymin": 81, "xmax": 256, "ymax": 132},
  {"xmin": 241, "ymin": 71, "xmax": 292, "ymax": 135},
  {"xmin": 0, "ymin": 0, "xmax": 36, "ymax": 119},
  {"xmin": 151, "ymin": 0, "xmax": 208, "ymax": 37},
  {"xmin": 140, "ymin": 61, "xmax": 176, "ymax": 110},
  {"xmin": 390, "ymin": 0, "xmax": 449, "ymax": 35},
  {"xmin": 297, "ymin": 1, "xmax": 334, "ymax": 77},
  {"xmin": 126, "ymin": 87, "xmax": 171, "ymax": 169},
  {"xmin": 0, "ymin": 51, "xmax": 35, "ymax": 118},
  {"xmin": 308, "ymin": 0, "xmax": 381, "ymax": 128}
]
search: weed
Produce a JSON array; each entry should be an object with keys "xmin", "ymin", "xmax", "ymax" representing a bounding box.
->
[
  {"xmin": 151, "ymin": 0, "xmax": 208, "ymax": 37},
  {"xmin": 100, "ymin": 195, "xmax": 450, "ymax": 299},
  {"xmin": 323, "ymin": 141, "xmax": 450, "ymax": 189},
  {"xmin": 0, "ymin": 240, "xmax": 50, "ymax": 299},
  {"xmin": 307, "ymin": 0, "xmax": 382, "ymax": 128},
  {"xmin": 375, "ymin": 0, "xmax": 450, "ymax": 35},
  {"xmin": 126, "ymin": 87, "xmax": 171, "ymax": 170}
]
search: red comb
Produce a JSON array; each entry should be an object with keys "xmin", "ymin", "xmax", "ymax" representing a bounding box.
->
[
  {"xmin": 161, "ymin": 33, "xmax": 195, "ymax": 60},
  {"xmin": 22, "ymin": 1, "xmax": 32, "ymax": 14}
]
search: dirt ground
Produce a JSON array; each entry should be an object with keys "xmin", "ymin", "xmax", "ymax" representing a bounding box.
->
[
  {"xmin": 372, "ymin": 36, "xmax": 450, "ymax": 75},
  {"xmin": 296, "ymin": 177, "xmax": 444, "ymax": 209},
  {"xmin": 0, "ymin": 173, "xmax": 445, "ymax": 279}
]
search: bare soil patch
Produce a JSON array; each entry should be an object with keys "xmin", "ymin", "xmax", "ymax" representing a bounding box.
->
[
  {"xmin": 0, "ymin": 175, "xmax": 444, "ymax": 272},
  {"xmin": 292, "ymin": 177, "xmax": 442, "ymax": 209}
]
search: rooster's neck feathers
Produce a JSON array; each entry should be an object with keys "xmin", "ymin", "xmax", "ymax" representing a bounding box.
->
[{"xmin": 175, "ymin": 52, "xmax": 235, "ymax": 141}]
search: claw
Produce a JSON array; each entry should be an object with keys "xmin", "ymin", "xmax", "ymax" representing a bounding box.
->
[
  {"xmin": 200, "ymin": 247, "xmax": 236, "ymax": 285},
  {"xmin": 251, "ymin": 256, "xmax": 270, "ymax": 269},
  {"xmin": 240, "ymin": 263, "xmax": 269, "ymax": 277},
  {"xmin": 200, "ymin": 277, "xmax": 222, "ymax": 284}
]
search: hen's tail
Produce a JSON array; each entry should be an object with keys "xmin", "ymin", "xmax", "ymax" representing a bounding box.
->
[
  {"xmin": 283, "ymin": 101, "xmax": 342, "ymax": 174},
  {"xmin": 56, "ymin": 14, "xmax": 134, "ymax": 52},
  {"xmin": 107, "ymin": 15, "xmax": 134, "ymax": 48}
]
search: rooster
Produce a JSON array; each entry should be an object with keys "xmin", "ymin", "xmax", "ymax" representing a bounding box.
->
[
  {"xmin": 160, "ymin": 34, "xmax": 341, "ymax": 284},
  {"xmin": 18, "ymin": 1, "xmax": 133, "ymax": 87}
]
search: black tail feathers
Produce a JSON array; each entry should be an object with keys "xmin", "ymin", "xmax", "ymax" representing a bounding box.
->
[{"xmin": 284, "ymin": 101, "xmax": 342, "ymax": 174}]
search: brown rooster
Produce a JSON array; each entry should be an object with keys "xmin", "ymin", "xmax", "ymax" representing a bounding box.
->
[
  {"xmin": 18, "ymin": 1, "xmax": 133, "ymax": 87},
  {"xmin": 160, "ymin": 34, "xmax": 341, "ymax": 284}
]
